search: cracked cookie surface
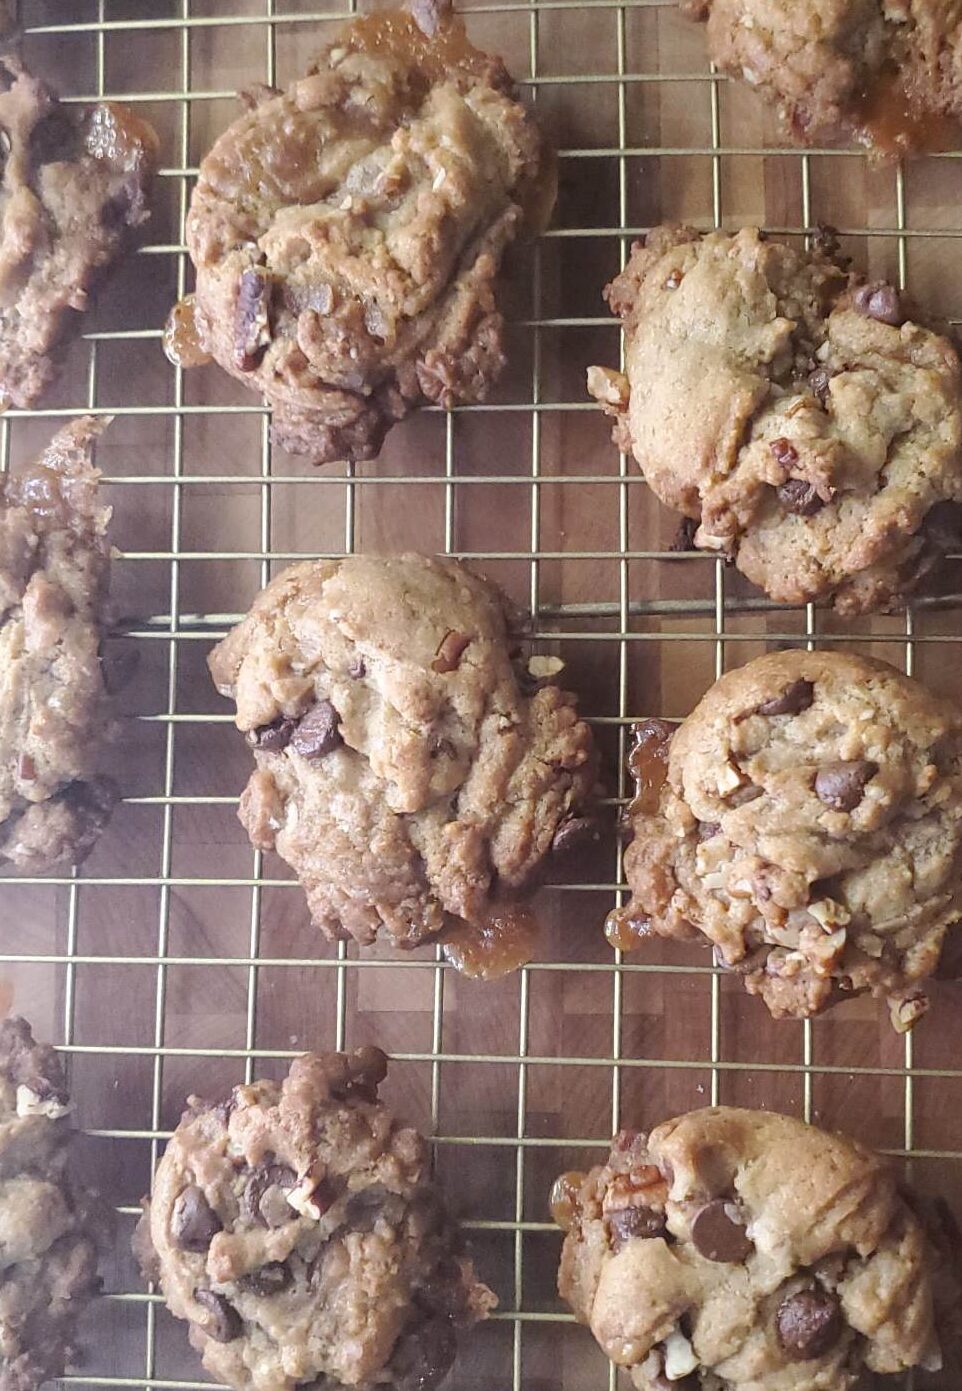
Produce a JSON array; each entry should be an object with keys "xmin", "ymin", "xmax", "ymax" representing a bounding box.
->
[
  {"xmin": 0, "ymin": 1016, "xmax": 106, "ymax": 1391},
  {"xmin": 588, "ymin": 225, "xmax": 962, "ymax": 614},
  {"xmin": 180, "ymin": 3, "xmax": 553, "ymax": 463},
  {"xmin": 681, "ymin": 0, "xmax": 962, "ymax": 154},
  {"xmin": 0, "ymin": 417, "xmax": 117, "ymax": 872},
  {"xmin": 0, "ymin": 55, "xmax": 157, "ymax": 409},
  {"xmin": 611, "ymin": 649, "xmax": 962, "ymax": 1028},
  {"xmin": 208, "ymin": 553, "xmax": 597, "ymax": 968},
  {"xmin": 135, "ymin": 1047, "xmax": 495, "ymax": 1391},
  {"xmin": 552, "ymin": 1106, "xmax": 957, "ymax": 1390}
]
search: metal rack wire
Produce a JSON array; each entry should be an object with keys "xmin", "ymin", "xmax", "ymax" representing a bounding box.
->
[{"xmin": 3, "ymin": 2, "xmax": 962, "ymax": 1389}]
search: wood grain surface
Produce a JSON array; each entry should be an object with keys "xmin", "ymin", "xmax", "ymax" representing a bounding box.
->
[{"xmin": 4, "ymin": 2, "xmax": 962, "ymax": 1389}]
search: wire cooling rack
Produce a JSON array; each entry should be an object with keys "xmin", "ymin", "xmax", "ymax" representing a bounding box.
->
[{"xmin": 4, "ymin": 2, "xmax": 962, "ymax": 1389}]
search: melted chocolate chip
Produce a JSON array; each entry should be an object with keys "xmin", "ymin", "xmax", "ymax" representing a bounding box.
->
[
  {"xmin": 853, "ymin": 281, "xmax": 904, "ymax": 327},
  {"xmin": 756, "ymin": 679, "xmax": 814, "ymax": 717},
  {"xmin": 690, "ymin": 1199, "xmax": 752, "ymax": 1263},
  {"xmin": 606, "ymin": 1205, "xmax": 667, "ymax": 1249},
  {"xmin": 770, "ymin": 437, "xmax": 798, "ymax": 468},
  {"xmin": 246, "ymin": 716, "xmax": 295, "ymax": 753},
  {"xmin": 551, "ymin": 816, "xmax": 597, "ymax": 856},
  {"xmin": 808, "ymin": 366, "xmax": 832, "ymax": 404},
  {"xmin": 29, "ymin": 109, "xmax": 81, "ymax": 165},
  {"xmin": 290, "ymin": 701, "xmax": 341, "ymax": 759},
  {"xmin": 236, "ymin": 1261, "xmax": 292, "ymax": 1296},
  {"xmin": 814, "ymin": 760, "xmax": 877, "ymax": 812},
  {"xmin": 193, "ymin": 1288, "xmax": 242, "ymax": 1342},
  {"xmin": 171, "ymin": 1185, "xmax": 222, "ymax": 1252},
  {"xmin": 240, "ymin": 1163, "xmax": 297, "ymax": 1228},
  {"xmin": 346, "ymin": 1184, "xmax": 407, "ymax": 1231},
  {"xmin": 390, "ymin": 1317, "xmax": 457, "ymax": 1391},
  {"xmin": 777, "ymin": 479, "xmax": 824, "ymax": 516},
  {"xmin": 775, "ymin": 1288, "xmax": 842, "ymax": 1360},
  {"xmin": 233, "ymin": 268, "xmax": 272, "ymax": 371},
  {"xmin": 670, "ymin": 517, "xmax": 698, "ymax": 553}
]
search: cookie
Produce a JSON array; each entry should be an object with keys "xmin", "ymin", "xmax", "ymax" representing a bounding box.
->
[
  {"xmin": 176, "ymin": 2, "xmax": 553, "ymax": 463},
  {"xmin": 609, "ymin": 649, "xmax": 962, "ymax": 1029},
  {"xmin": 681, "ymin": 0, "xmax": 962, "ymax": 154},
  {"xmin": 208, "ymin": 553, "xmax": 597, "ymax": 975},
  {"xmin": 0, "ymin": 1016, "xmax": 106, "ymax": 1391},
  {"xmin": 0, "ymin": 55, "xmax": 157, "ymax": 410},
  {"xmin": 0, "ymin": 418, "xmax": 117, "ymax": 872},
  {"xmin": 551, "ymin": 1106, "xmax": 957, "ymax": 1390},
  {"xmin": 588, "ymin": 225, "xmax": 962, "ymax": 614},
  {"xmin": 135, "ymin": 1047, "xmax": 495, "ymax": 1391}
]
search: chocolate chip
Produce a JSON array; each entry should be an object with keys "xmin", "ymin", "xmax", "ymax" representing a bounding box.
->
[
  {"xmin": 777, "ymin": 479, "xmax": 824, "ymax": 516},
  {"xmin": 29, "ymin": 109, "xmax": 81, "ymax": 165},
  {"xmin": 670, "ymin": 516, "xmax": 698, "ymax": 552},
  {"xmin": 236, "ymin": 1261, "xmax": 292, "ymax": 1296},
  {"xmin": 696, "ymin": 821, "xmax": 721, "ymax": 841},
  {"xmin": 233, "ymin": 268, "xmax": 272, "ymax": 371},
  {"xmin": 814, "ymin": 760, "xmax": 877, "ymax": 812},
  {"xmin": 193, "ymin": 1288, "xmax": 242, "ymax": 1342},
  {"xmin": 348, "ymin": 657, "xmax": 366, "ymax": 679},
  {"xmin": 18, "ymin": 753, "xmax": 35, "ymax": 781},
  {"xmin": 240, "ymin": 1163, "xmax": 297, "ymax": 1228},
  {"xmin": 690, "ymin": 1199, "xmax": 752, "ymax": 1262},
  {"xmin": 770, "ymin": 437, "xmax": 798, "ymax": 468},
  {"xmin": 431, "ymin": 630, "xmax": 471, "ymax": 673},
  {"xmin": 756, "ymin": 680, "xmax": 814, "ymax": 717},
  {"xmin": 551, "ymin": 816, "xmax": 597, "ymax": 856},
  {"xmin": 853, "ymin": 281, "xmax": 904, "ymax": 327},
  {"xmin": 775, "ymin": 1288, "xmax": 842, "ymax": 1360},
  {"xmin": 246, "ymin": 716, "xmax": 295, "ymax": 753},
  {"xmin": 346, "ymin": 1184, "xmax": 407, "ymax": 1231},
  {"xmin": 808, "ymin": 367, "xmax": 832, "ymax": 404},
  {"xmin": 290, "ymin": 701, "xmax": 341, "ymax": 759},
  {"xmin": 606, "ymin": 1205, "xmax": 667, "ymax": 1249},
  {"xmin": 171, "ymin": 1185, "xmax": 222, "ymax": 1252},
  {"xmin": 391, "ymin": 1317, "xmax": 457, "ymax": 1391}
]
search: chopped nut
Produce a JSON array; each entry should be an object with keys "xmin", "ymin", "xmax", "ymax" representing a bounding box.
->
[
  {"xmin": 527, "ymin": 654, "xmax": 565, "ymax": 681},
  {"xmin": 15, "ymin": 1084, "xmax": 70, "ymax": 1119},
  {"xmin": 586, "ymin": 365, "xmax": 629, "ymax": 410},
  {"xmin": 285, "ymin": 1178, "xmax": 330, "ymax": 1221},
  {"xmin": 431, "ymin": 630, "xmax": 472, "ymax": 673},
  {"xmin": 717, "ymin": 760, "xmax": 745, "ymax": 795},
  {"xmin": 891, "ymin": 991, "xmax": 929, "ymax": 1033},
  {"xmin": 663, "ymin": 1329, "xmax": 699, "ymax": 1380},
  {"xmin": 807, "ymin": 898, "xmax": 851, "ymax": 930}
]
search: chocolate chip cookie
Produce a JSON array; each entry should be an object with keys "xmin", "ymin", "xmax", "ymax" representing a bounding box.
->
[
  {"xmin": 681, "ymin": 0, "xmax": 962, "ymax": 154},
  {"xmin": 588, "ymin": 225, "xmax": 962, "ymax": 614},
  {"xmin": 208, "ymin": 554, "xmax": 597, "ymax": 975},
  {"xmin": 551, "ymin": 1106, "xmax": 958, "ymax": 1390},
  {"xmin": 0, "ymin": 417, "xmax": 117, "ymax": 872},
  {"xmin": 0, "ymin": 1016, "xmax": 107, "ymax": 1391},
  {"xmin": 177, "ymin": 2, "xmax": 553, "ymax": 462},
  {"xmin": 135, "ymin": 1047, "xmax": 495, "ymax": 1391},
  {"xmin": 609, "ymin": 649, "xmax": 962, "ymax": 1029},
  {"xmin": 0, "ymin": 55, "xmax": 157, "ymax": 410}
]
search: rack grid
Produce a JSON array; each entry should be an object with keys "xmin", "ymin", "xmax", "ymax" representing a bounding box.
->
[{"xmin": 4, "ymin": 1, "xmax": 962, "ymax": 1389}]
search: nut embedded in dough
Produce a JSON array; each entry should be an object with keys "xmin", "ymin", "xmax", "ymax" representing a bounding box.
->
[
  {"xmin": 135, "ymin": 1047, "xmax": 496, "ymax": 1391},
  {"xmin": 178, "ymin": 4, "xmax": 554, "ymax": 463},
  {"xmin": 208, "ymin": 554, "xmax": 598, "ymax": 976},
  {"xmin": 611, "ymin": 649, "xmax": 962, "ymax": 1028},
  {"xmin": 588, "ymin": 225, "xmax": 962, "ymax": 614},
  {"xmin": 551, "ymin": 1106, "xmax": 959, "ymax": 1390}
]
